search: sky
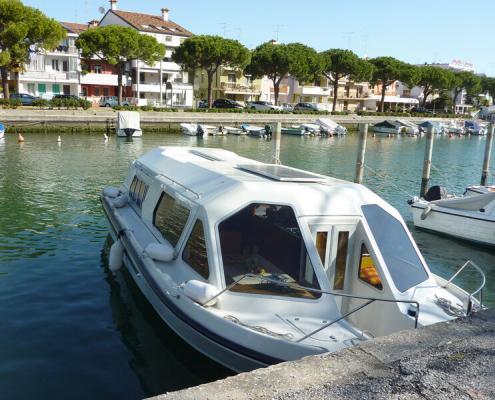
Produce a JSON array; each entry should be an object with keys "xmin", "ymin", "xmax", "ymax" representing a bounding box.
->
[{"xmin": 22, "ymin": 0, "xmax": 495, "ymax": 76}]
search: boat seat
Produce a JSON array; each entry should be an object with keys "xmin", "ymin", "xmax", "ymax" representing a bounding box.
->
[{"xmin": 432, "ymin": 192, "xmax": 495, "ymax": 212}]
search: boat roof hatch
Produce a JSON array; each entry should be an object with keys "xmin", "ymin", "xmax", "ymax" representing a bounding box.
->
[
  {"xmin": 238, "ymin": 164, "xmax": 328, "ymax": 182},
  {"xmin": 189, "ymin": 150, "xmax": 222, "ymax": 162}
]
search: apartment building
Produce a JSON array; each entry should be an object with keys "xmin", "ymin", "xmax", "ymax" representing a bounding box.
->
[
  {"xmin": 98, "ymin": 0, "xmax": 194, "ymax": 107},
  {"xmin": 17, "ymin": 22, "xmax": 84, "ymax": 99},
  {"xmin": 194, "ymin": 67, "xmax": 274, "ymax": 105}
]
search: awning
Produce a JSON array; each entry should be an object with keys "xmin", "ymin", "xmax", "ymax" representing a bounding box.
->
[{"xmin": 366, "ymin": 96, "xmax": 419, "ymax": 104}]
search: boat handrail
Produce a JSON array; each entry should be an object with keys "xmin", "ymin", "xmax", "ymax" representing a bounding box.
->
[
  {"xmin": 202, "ymin": 273, "xmax": 420, "ymax": 342},
  {"xmin": 442, "ymin": 260, "xmax": 486, "ymax": 310},
  {"xmin": 134, "ymin": 160, "xmax": 201, "ymax": 199}
]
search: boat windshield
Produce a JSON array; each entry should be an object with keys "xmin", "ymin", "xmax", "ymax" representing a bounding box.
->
[
  {"xmin": 219, "ymin": 203, "xmax": 321, "ymax": 299},
  {"xmin": 362, "ymin": 204, "xmax": 429, "ymax": 292}
]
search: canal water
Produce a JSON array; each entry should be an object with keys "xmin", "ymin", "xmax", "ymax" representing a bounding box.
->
[{"xmin": 0, "ymin": 132, "xmax": 494, "ymax": 399}]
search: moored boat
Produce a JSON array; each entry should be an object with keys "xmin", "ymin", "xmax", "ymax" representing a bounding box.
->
[
  {"xmin": 410, "ymin": 185, "xmax": 495, "ymax": 245},
  {"xmin": 241, "ymin": 124, "xmax": 267, "ymax": 137},
  {"xmin": 116, "ymin": 111, "xmax": 142, "ymax": 137},
  {"xmin": 0, "ymin": 122, "xmax": 4, "ymax": 139},
  {"xmin": 315, "ymin": 118, "xmax": 347, "ymax": 136},
  {"xmin": 372, "ymin": 120, "xmax": 403, "ymax": 135},
  {"xmin": 464, "ymin": 120, "xmax": 486, "ymax": 136},
  {"xmin": 223, "ymin": 126, "xmax": 246, "ymax": 135},
  {"xmin": 101, "ymin": 147, "xmax": 485, "ymax": 372}
]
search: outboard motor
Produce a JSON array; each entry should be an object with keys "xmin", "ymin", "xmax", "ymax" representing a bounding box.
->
[
  {"xmin": 424, "ymin": 185, "xmax": 448, "ymax": 202},
  {"xmin": 123, "ymin": 128, "xmax": 135, "ymax": 137},
  {"xmin": 264, "ymin": 124, "xmax": 272, "ymax": 138},
  {"xmin": 197, "ymin": 125, "xmax": 205, "ymax": 137}
]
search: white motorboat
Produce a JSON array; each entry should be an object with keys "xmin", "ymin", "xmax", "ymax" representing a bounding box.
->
[
  {"xmin": 396, "ymin": 119, "xmax": 420, "ymax": 136},
  {"xmin": 372, "ymin": 120, "xmax": 404, "ymax": 135},
  {"xmin": 447, "ymin": 120, "xmax": 464, "ymax": 135},
  {"xmin": 315, "ymin": 118, "xmax": 347, "ymax": 136},
  {"xmin": 241, "ymin": 124, "xmax": 267, "ymax": 137},
  {"xmin": 410, "ymin": 185, "xmax": 495, "ymax": 245},
  {"xmin": 101, "ymin": 147, "xmax": 485, "ymax": 372},
  {"xmin": 464, "ymin": 120, "xmax": 486, "ymax": 136},
  {"xmin": 418, "ymin": 121, "xmax": 446, "ymax": 134},
  {"xmin": 223, "ymin": 126, "xmax": 247, "ymax": 135},
  {"xmin": 281, "ymin": 125, "xmax": 312, "ymax": 136},
  {"xmin": 116, "ymin": 111, "xmax": 142, "ymax": 137},
  {"xmin": 180, "ymin": 123, "xmax": 222, "ymax": 136}
]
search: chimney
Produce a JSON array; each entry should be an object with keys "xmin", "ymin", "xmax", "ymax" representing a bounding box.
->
[
  {"xmin": 161, "ymin": 8, "xmax": 169, "ymax": 21},
  {"xmin": 110, "ymin": 0, "xmax": 117, "ymax": 11},
  {"xmin": 88, "ymin": 20, "xmax": 99, "ymax": 28}
]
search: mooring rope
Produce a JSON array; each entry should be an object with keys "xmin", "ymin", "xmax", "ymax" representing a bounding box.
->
[{"xmin": 363, "ymin": 165, "xmax": 416, "ymax": 198}]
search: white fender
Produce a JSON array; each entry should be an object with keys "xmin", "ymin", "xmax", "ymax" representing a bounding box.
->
[
  {"xmin": 109, "ymin": 239, "xmax": 124, "ymax": 271},
  {"xmin": 420, "ymin": 205, "xmax": 432, "ymax": 220},
  {"xmin": 145, "ymin": 242, "xmax": 174, "ymax": 262},
  {"xmin": 112, "ymin": 194, "xmax": 128, "ymax": 208},
  {"xmin": 103, "ymin": 186, "xmax": 120, "ymax": 198},
  {"xmin": 183, "ymin": 280, "xmax": 219, "ymax": 306}
]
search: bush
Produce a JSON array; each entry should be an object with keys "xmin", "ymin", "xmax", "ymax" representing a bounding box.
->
[
  {"xmin": 113, "ymin": 105, "xmax": 139, "ymax": 111},
  {"xmin": 80, "ymin": 99, "xmax": 92, "ymax": 110},
  {"xmin": 140, "ymin": 105, "xmax": 154, "ymax": 111},
  {"xmin": 8, "ymin": 98, "xmax": 22, "ymax": 109},
  {"xmin": 33, "ymin": 99, "xmax": 49, "ymax": 109}
]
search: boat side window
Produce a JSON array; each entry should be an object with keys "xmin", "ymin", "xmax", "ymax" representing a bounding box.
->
[
  {"xmin": 333, "ymin": 231, "xmax": 349, "ymax": 290},
  {"xmin": 315, "ymin": 232, "xmax": 327, "ymax": 265},
  {"xmin": 129, "ymin": 175, "xmax": 149, "ymax": 209},
  {"xmin": 182, "ymin": 219, "xmax": 209, "ymax": 279},
  {"xmin": 153, "ymin": 192, "xmax": 190, "ymax": 247},
  {"xmin": 358, "ymin": 243, "xmax": 383, "ymax": 290},
  {"xmin": 219, "ymin": 203, "xmax": 321, "ymax": 299},
  {"xmin": 362, "ymin": 204, "xmax": 429, "ymax": 292}
]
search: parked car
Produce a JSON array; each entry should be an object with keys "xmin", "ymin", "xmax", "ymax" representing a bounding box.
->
[
  {"xmin": 10, "ymin": 93, "xmax": 38, "ymax": 106},
  {"xmin": 99, "ymin": 96, "xmax": 130, "ymax": 107},
  {"xmin": 411, "ymin": 106, "xmax": 434, "ymax": 114},
  {"xmin": 197, "ymin": 99, "xmax": 208, "ymax": 109},
  {"xmin": 52, "ymin": 94, "xmax": 80, "ymax": 101},
  {"xmin": 248, "ymin": 101, "xmax": 282, "ymax": 111},
  {"xmin": 211, "ymin": 98, "xmax": 244, "ymax": 109},
  {"xmin": 280, "ymin": 103, "xmax": 294, "ymax": 112},
  {"xmin": 293, "ymin": 102, "xmax": 325, "ymax": 112}
]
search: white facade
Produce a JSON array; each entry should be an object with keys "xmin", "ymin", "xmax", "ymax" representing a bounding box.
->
[
  {"xmin": 18, "ymin": 33, "xmax": 81, "ymax": 99},
  {"xmin": 99, "ymin": 4, "xmax": 194, "ymax": 108}
]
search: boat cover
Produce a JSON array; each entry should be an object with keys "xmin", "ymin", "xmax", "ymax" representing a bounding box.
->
[
  {"xmin": 432, "ymin": 191, "xmax": 495, "ymax": 211},
  {"xmin": 117, "ymin": 111, "xmax": 141, "ymax": 130}
]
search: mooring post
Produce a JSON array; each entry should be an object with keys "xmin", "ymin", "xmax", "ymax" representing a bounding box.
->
[
  {"xmin": 420, "ymin": 126, "xmax": 435, "ymax": 198},
  {"xmin": 481, "ymin": 123, "xmax": 494, "ymax": 186},
  {"xmin": 272, "ymin": 122, "xmax": 281, "ymax": 165},
  {"xmin": 354, "ymin": 123, "xmax": 368, "ymax": 184}
]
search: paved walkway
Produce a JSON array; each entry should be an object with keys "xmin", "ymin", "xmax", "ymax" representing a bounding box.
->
[{"xmin": 149, "ymin": 310, "xmax": 495, "ymax": 400}]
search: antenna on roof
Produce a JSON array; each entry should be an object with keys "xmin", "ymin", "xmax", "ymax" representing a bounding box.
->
[{"xmin": 98, "ymin": 6, "xmax": 105, "ymax": 14}]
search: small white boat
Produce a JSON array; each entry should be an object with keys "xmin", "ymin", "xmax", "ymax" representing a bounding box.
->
[
  {"xmin": 101, "ymin": 148, "xmax": 485, "ymax": 372},
  {"xmin": 373, "ymin": 120, "xmax": 418, "ymax": 136},
  {"xmin": 447, "ymin": 120, "xmax": 464, "ymax": 135},
  {"xmin": 396, "ymin": 119, "xmax": 420, "ymax": 136},
  {"xmin": 281, "ymin": 125, "xmax": 310, "ymax": 136},
  {"xmin": 300, "ymin": 123, "xmax": 321, "ymax": 134},
  {"xmin": 116, "ymin": 111, "xmax": 142, "ymax": 137},
  {"xmin": 418, "ymin": 121, "xmax": 446, "ymax": 134},
  {"xmin": 241, "ymin": 124, "xmax": 267, "ymax": 137},
  {"xmin": 223, "ymin": 126, "xmax": 246, "ymax": 135},
  {"xmin": 410, "ymin": 185, "xmax": 495, "ymax": 245},
  {"xmin": 180, "ymin": 123, "xmax": 221, "ymax": 136},
  {"xmin": 315, "ymin": 118, "xmax": 347, "ymax": 136},
  {"xmin": 465, "ymin": 121, "xmax": 486, "ymax": 136}
]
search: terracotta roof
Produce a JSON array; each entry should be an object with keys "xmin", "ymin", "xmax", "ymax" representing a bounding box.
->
[
  {"xmin": 111, "ymin": 10, "xmax": 192, "ymax": 37},
  {"xmin": 60, "ymin": 22, "xmax": 88, "ymax": 35}
]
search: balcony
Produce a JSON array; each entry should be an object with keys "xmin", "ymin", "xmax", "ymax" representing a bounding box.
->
[
  {"xmin": 221, "ymin": 82, "xmax": 260, "ymax": 95},
  {"xmin": 80, "ymin": 73, "xmax": 130, "ymax": 86},
  {"xmin": 46, "ymin": 46, "xmax": 79, "ymax": 56},
  {"xmin": 19, "ymin": 71, "xmax": 79, "ymax": 82},
  {"xmin": 132, "ymin": 81, "xmax": 193, "ymax": 93},
  {"xmin": 298, "ymin": 86, "xmax": 331, "ymax": 96}
]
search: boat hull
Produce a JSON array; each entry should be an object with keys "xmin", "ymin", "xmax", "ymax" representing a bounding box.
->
[
  {"xmin": 411, "ymin": 203, "xmax": 495, "ymax": 246},
  {"xmin": 117, "ymin": 129, "xmax": 143, "ymax": 137}
]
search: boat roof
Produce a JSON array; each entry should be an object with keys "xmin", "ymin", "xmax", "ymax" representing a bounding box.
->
[{"xmin": 135, "ymin": 147, "xmax": 394, "ymax": 218}]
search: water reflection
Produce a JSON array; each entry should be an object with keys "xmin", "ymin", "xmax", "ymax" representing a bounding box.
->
[{"xmin": 101, "ymin": 236, "xmax": 231, "ymax": 397}]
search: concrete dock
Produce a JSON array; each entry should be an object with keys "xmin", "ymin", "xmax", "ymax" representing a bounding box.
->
[
  {"xmin": 0, "ymin": 108, "xmax": 454, "ymax": 127},
  {"xmin": 149, "ymin": 310, "xmax": 495, "ymax": 400}
]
